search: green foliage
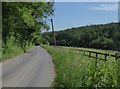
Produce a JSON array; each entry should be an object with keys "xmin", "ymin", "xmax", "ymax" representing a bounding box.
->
[
  {"xmin": 2, "ymin": 43, "xmax": 32, "ymax": 61},
  {"xmin": 43, "ymin": 23, "xmax": 120, "ymax": 51},
  {"xmin": 44, "ymin": 45, "xmax": 119, "ymax": 88},
  {"xmin": 2, "ymin": 2, "xmax": 54, "ymax": 57},
  {"xmin": 90, "ymin": 36, "xmax": 113, "ymax": 49}
]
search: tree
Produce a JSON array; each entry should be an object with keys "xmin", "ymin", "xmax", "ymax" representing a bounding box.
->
[
  {"xmin": 43, "ymin": 22, "xmax": 119, "ymax": 51},
  {"xmin": 2, "ymin": 2, "xmax": 54, "ymax": 53}
]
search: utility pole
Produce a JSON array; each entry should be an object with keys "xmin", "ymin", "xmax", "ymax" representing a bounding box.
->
[{"xmin": 51, "ymin": 19, "xmax": 56, "ymax": 46}]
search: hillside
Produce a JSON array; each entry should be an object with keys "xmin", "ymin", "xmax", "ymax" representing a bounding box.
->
[{"xmin": 43, "ymin": 22, "xmax": 120, "ymax": 51}]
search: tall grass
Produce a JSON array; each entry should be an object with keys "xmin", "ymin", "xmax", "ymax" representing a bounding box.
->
[
  {"xmin": 2, "ymin": 44, "xmax": 33, "ymax": 61},
  {"xmin": 44, "ymin": 45, "xmax": 119, "ymax": 88}
]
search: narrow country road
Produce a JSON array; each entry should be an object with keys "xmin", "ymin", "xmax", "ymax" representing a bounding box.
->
[{"xmin": 2, "ymin": 46, "xmax": 55, "ymax": 87}]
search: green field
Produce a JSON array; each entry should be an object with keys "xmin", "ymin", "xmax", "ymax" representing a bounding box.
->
[{"xmin": 43, "ymin": 45, "xmax": 120, "ymax": 88}]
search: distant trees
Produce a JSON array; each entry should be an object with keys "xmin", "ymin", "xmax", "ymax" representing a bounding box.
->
[
  {"xmin": 89, "ymin": 36, "xmax": 113, "ymax": 49},
  {"xmin": 2, "ymin": 2, "xmax": 54, "ymax": 53},
  {"xmin": 43, "ymin": 23, "xmax": 120, "ymax": 51}
]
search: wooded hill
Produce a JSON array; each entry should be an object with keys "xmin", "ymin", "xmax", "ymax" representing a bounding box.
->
[{"xmin": 43, "ymin": 22, "xmax": 120, "ymax": 51}]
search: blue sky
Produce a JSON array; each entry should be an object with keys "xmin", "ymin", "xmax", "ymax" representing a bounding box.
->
[{"xmin": 47, "ymin": 2, "xmax": 118, "ymax": 31}]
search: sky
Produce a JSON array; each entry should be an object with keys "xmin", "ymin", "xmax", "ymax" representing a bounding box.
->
[
  {"xmin": 47, "ymin": 2, "xmax": 119, "ymax": 31},
  {"xmin": 54, "ymin": 0, "xmax": 119, "ymax": 2}
]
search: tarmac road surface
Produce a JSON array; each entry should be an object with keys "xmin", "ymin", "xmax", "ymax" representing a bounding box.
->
[{"xmin": 2, "ymin": 46, "xmax": 55, "ymax": 87}]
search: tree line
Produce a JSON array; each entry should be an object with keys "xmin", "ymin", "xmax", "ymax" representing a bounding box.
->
[
  {"xmin": 43, "ymin": 22, "xmax": 120, "ymax": 51},
  {"xmin": 2, "ymin": 2, "xmax": 54, "ymax": 54}
]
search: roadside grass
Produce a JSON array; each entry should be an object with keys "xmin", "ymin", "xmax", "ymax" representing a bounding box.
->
[
  {"xmin": 43, "ymin": 45, "xmax": 118, "ymax": 88},
  {"xmin": 2, "ymin": 44, "xmax": 33, "ymax": 61}
]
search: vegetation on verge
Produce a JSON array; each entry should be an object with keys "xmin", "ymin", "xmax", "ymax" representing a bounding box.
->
[
  {"xmin": 2, "ymin": 44, "xmax": 32, "ymax": 61},
  {"xmin": 44, "ymin": 45, "xmax": 119, "ymax": 88}
]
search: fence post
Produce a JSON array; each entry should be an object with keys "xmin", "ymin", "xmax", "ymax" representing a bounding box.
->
[
  {"xmin": 115, "ymin": 53, "xmax": 118, "ymax": 60},
  {"xmin": 96, "ymin": 53, "xmax": 98, "ymax": 60},
  {"xmin": 104, "ymin": 54, "xmax": 107, "ymax": 61},
  {"xmin": 89, "ymin": 52, "xmax": 91, "ymax": 57}
]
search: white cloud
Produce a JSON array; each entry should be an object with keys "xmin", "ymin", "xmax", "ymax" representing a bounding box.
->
[{"xmin": 90, "ymin": 3, "xmax": 118, "ymax": 11}]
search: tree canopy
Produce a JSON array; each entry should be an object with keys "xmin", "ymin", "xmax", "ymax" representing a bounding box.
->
[
  {"xmin": 2, "ymin": 2, "xmax": 54, "ymax": 53},
  {"xmin": 43, "ymin": 22, "xmax": 120, "ymax": 51}
]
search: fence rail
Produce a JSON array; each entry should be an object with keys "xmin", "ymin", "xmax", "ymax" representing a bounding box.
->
[{"xmin": 72, "ymin": 49, "xmax": 120, "ymax": 61}]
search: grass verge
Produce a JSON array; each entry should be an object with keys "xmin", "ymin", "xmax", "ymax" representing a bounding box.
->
[
  {"xmin": 1, "ymin": 44, "xmax": 33, "ymax": 61},
  {"xmin": 43, "ymin": 45, "xmax": 118, "ymax": 88}
]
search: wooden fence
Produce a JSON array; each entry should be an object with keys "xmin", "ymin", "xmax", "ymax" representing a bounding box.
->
[{"xmin": 72, "ymin": 49, "xmax": 120, "ymax": 61}]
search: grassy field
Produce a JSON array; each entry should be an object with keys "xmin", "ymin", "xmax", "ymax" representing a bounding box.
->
[
  {"xmin": 57, "ymin": 46, "xmax": 119, "ymax": 55},
  {"xmin": 43, "ymin": 45, "xmax": 120, "ymax": 88}
]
